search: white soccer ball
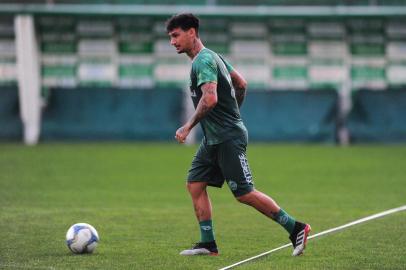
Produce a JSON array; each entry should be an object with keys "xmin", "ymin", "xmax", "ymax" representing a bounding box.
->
[{"xmin": 66, "ymin": 223, "xmax": 99, "ymax": 254}]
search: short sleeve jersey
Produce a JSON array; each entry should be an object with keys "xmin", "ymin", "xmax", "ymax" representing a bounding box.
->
[{"xmin": 190, "ymin": 48, "xmax": 247, "ymax": 145}]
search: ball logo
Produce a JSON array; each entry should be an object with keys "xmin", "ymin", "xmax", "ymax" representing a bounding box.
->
[{"xmin": 228, "ymin": 181, "xmax": 238, "ymax": 191}]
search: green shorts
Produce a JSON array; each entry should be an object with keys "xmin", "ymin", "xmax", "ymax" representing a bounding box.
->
[{"xmin": 187, "ymin": 136, "xmax": 254, "ymax": 197}]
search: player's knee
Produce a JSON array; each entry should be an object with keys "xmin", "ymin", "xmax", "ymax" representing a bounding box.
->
[
  {"xmin": 236, "ymin": 191, "xmax": 254, "ymax": 205},
  {"xmin": 186, "ymin": 182, "xmax": 194, "ymax": 193},
  {"xmin": 186, "ymin": 182, "xmax": 206, "ymax": 196}
]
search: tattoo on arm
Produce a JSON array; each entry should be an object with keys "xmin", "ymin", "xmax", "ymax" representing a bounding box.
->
[{"xmin": 187, "ymin": 83, "xmax": 218, "ymax": 129}]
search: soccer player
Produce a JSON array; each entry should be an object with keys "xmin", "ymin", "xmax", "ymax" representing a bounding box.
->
[{"xmin": 166, "ymin": 13, "xmax": 311, "ymax": 257}]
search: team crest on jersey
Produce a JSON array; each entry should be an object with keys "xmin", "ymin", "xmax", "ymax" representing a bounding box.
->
[{"xmin": 238, "ymin": 154, "xmax": 253, "ymax": 184}]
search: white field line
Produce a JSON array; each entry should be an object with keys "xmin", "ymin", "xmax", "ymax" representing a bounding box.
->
[{"xmin": 219, "ymin": 205, "xmax": 406, "ymax": 270}]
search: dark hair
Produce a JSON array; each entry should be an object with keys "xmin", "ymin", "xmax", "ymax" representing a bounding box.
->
[{"xmin": 166, "ymin": 13, "xmax": 199, "ymax": 35}]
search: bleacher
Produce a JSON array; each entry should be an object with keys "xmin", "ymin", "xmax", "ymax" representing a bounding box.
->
[
  {"xmin": 1, "ymin": 1, "xmax": 406, "ymax": 144},
  {"xmin": 0, "ymin": 16, "xmax": 15, "ymax": 86},
  {"xmin": 1, "ymin": 1, "xmax": 406, "ymax": 90},
  {"xmin": 18, "ymin": 15, "xmax": 403, "ymax": 90}
]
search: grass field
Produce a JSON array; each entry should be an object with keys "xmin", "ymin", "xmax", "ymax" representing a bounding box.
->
[{"xmin": 0, "ymin": 143, "xmax": 405, "ymax": 270}]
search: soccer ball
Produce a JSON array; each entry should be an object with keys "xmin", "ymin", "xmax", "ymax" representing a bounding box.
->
[{"xmin": 66, "ymin": 223, "xmax": 99, "ymax": 254}]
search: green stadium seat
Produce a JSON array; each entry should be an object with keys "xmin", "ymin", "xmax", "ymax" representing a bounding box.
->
[
  {"xmin": 37, "ymin": 16, "xmax": 76, "ymax": 57},
  {"xmin": 271, "ymin": 58, "xmax": 308, "ymax": 89},
  {"xmin": 0, "ymin": 17, "xmax": 15, "ymax": 39},
  {"xmin": 270, "ymin": 19, "xmax": 307, "ymax": 56},
  {"xmin": 386, "ymin": 20, "xmax": 406, "ymax": 41},
  {"xmin": 271, "ymin": 30, "xmax": 307, "ymax": 56},
  {"xmin": 205, "ymin": 42, "xmax": 230, "ymax": 55},
  {"xmin": 348, "ymin": 19, "xmax": 385, "ymax": 57},
  {"xmin": 119, "ymin": 41, "xmax": 153, "ymax": 54},
  {"xmin": 118, "ymin": 55, "xmax": 154, "ymax": 88},
  {"xmin": 29, "ymin": 15, "xmax": 404, "ymax": 90},
  {"xmin": 37, "ymin": 16, "xmax": 76, "ymax": 29},
  {"xmin": 117, "ymin": 17, "xmax": 153, "ymax": 55},
  {"xmin": 351, "ymin": 40, "xmax": 385, "ymax": 56},
  {"xmin": 351, "ymin": 61, "xmax": 386, "ymax": 89},
  {"xmin": 41, "ymin": 41, "xmax": 77, "ymax": 54},
  {"xmin": 200, "ymin": 19, "xmax": 230, "ymax": 55},
  {"xmin": 350, "ymin": 55, "xmax": 386, "ymax": 89},
  {"xmin": 42, "ymin": 64, "xmax": 77, "ymax": 88},
  {"xmin": 153, "ymin": 20, "xmax": 170, "ymax": 39},
  {"xmin": 0, "ymin": 17, "xmax": 16, "ymax": 85}
]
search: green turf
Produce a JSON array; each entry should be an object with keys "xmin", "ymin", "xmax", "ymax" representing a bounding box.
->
[{"xmin": 0, "ymin": 143, "xmax": 405, "ymax": 270}]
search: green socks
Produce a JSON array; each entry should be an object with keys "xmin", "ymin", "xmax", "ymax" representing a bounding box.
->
[
  {"xmin": 274, "ymin": 209, "xmax": 296, "ymax": 234},
  {"xmin": 198, "ymin": 212, "xmax": 293, "ymax": 243},
  {"xmin": 199, "ymin": 220, "xmax": 215, "ymax": 243}
]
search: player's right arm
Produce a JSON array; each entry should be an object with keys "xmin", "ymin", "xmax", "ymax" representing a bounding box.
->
[
  {"xmin": 175, "ymin": 82, "xmax": 217, "ymax": 143},
  {"xmin": 175, "ymin": 54, "xmax": 218, "ymax": 143},
  {"xmin": 230, "ymin": 69, "xmax": 247, "ymax": 108}
]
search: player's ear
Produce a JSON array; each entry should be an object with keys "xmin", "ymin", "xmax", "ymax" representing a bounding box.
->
[{"xmin": 188, "ymin": 28, "xmax": 196, "ymax": 37}]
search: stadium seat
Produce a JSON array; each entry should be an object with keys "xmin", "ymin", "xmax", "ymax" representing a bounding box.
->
[
  {"xmin": 386, "ymin": 20, "xmax": 406, "ymax": 86},
  {"xmin": 348, "ymin": 19, "xmax": 387, "ymax": 90},
  {"xmin": 269, "ymin": 19, "xmax": 308, "ymax": 89},
  {"xmin": 118, "ymin": 55, "xmax": 154, "ymax": 88},
  {"xmin": 0, "ymin": 17, "xmax": 16, "ymax": 86},
  {"xmin": 307, "ymin": 21, "xmax": 347, "ymax": 89},
  {"xmin": 28, "ymin": 13, "xmax": 406, "ymax": 90},
  {"xmin": 200, "ymin": 18, "xmax": 230, "ymax": 54}
]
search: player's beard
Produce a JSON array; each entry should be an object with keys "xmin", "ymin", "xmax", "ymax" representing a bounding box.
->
[{"xmin": 175, "ymin": 45, "xmax": 185, "ymax": 54}]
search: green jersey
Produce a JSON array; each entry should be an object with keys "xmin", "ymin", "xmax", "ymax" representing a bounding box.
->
[{"xmin": 190, "ymin": 48, "xmax": 247, "ymax": 145}]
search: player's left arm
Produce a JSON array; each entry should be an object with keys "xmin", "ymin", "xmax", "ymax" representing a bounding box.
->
[
  {"xmin": 230, "ymin": 69, "xmax": 247, "ymax": 108},
  {"xmin": 175, "ymin": 82, "xmax": 218, "ymax": 143},
  {"xmin": 219, "ymin": 55, "xmax": 247, "ymax": 108}
]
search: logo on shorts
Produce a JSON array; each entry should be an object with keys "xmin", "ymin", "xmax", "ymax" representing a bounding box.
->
[
  {"xmin": 238, "ymin": 154, "xmax": 253, "ymax": 184},
  {"xmin": 228, "ymin": 181, "xmax": 238, "ymax": 191}
]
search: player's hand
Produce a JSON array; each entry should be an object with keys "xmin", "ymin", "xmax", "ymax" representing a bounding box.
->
[{"xmin": 175, "ymin": 125, "xmax": 190, "ymax": 144}]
